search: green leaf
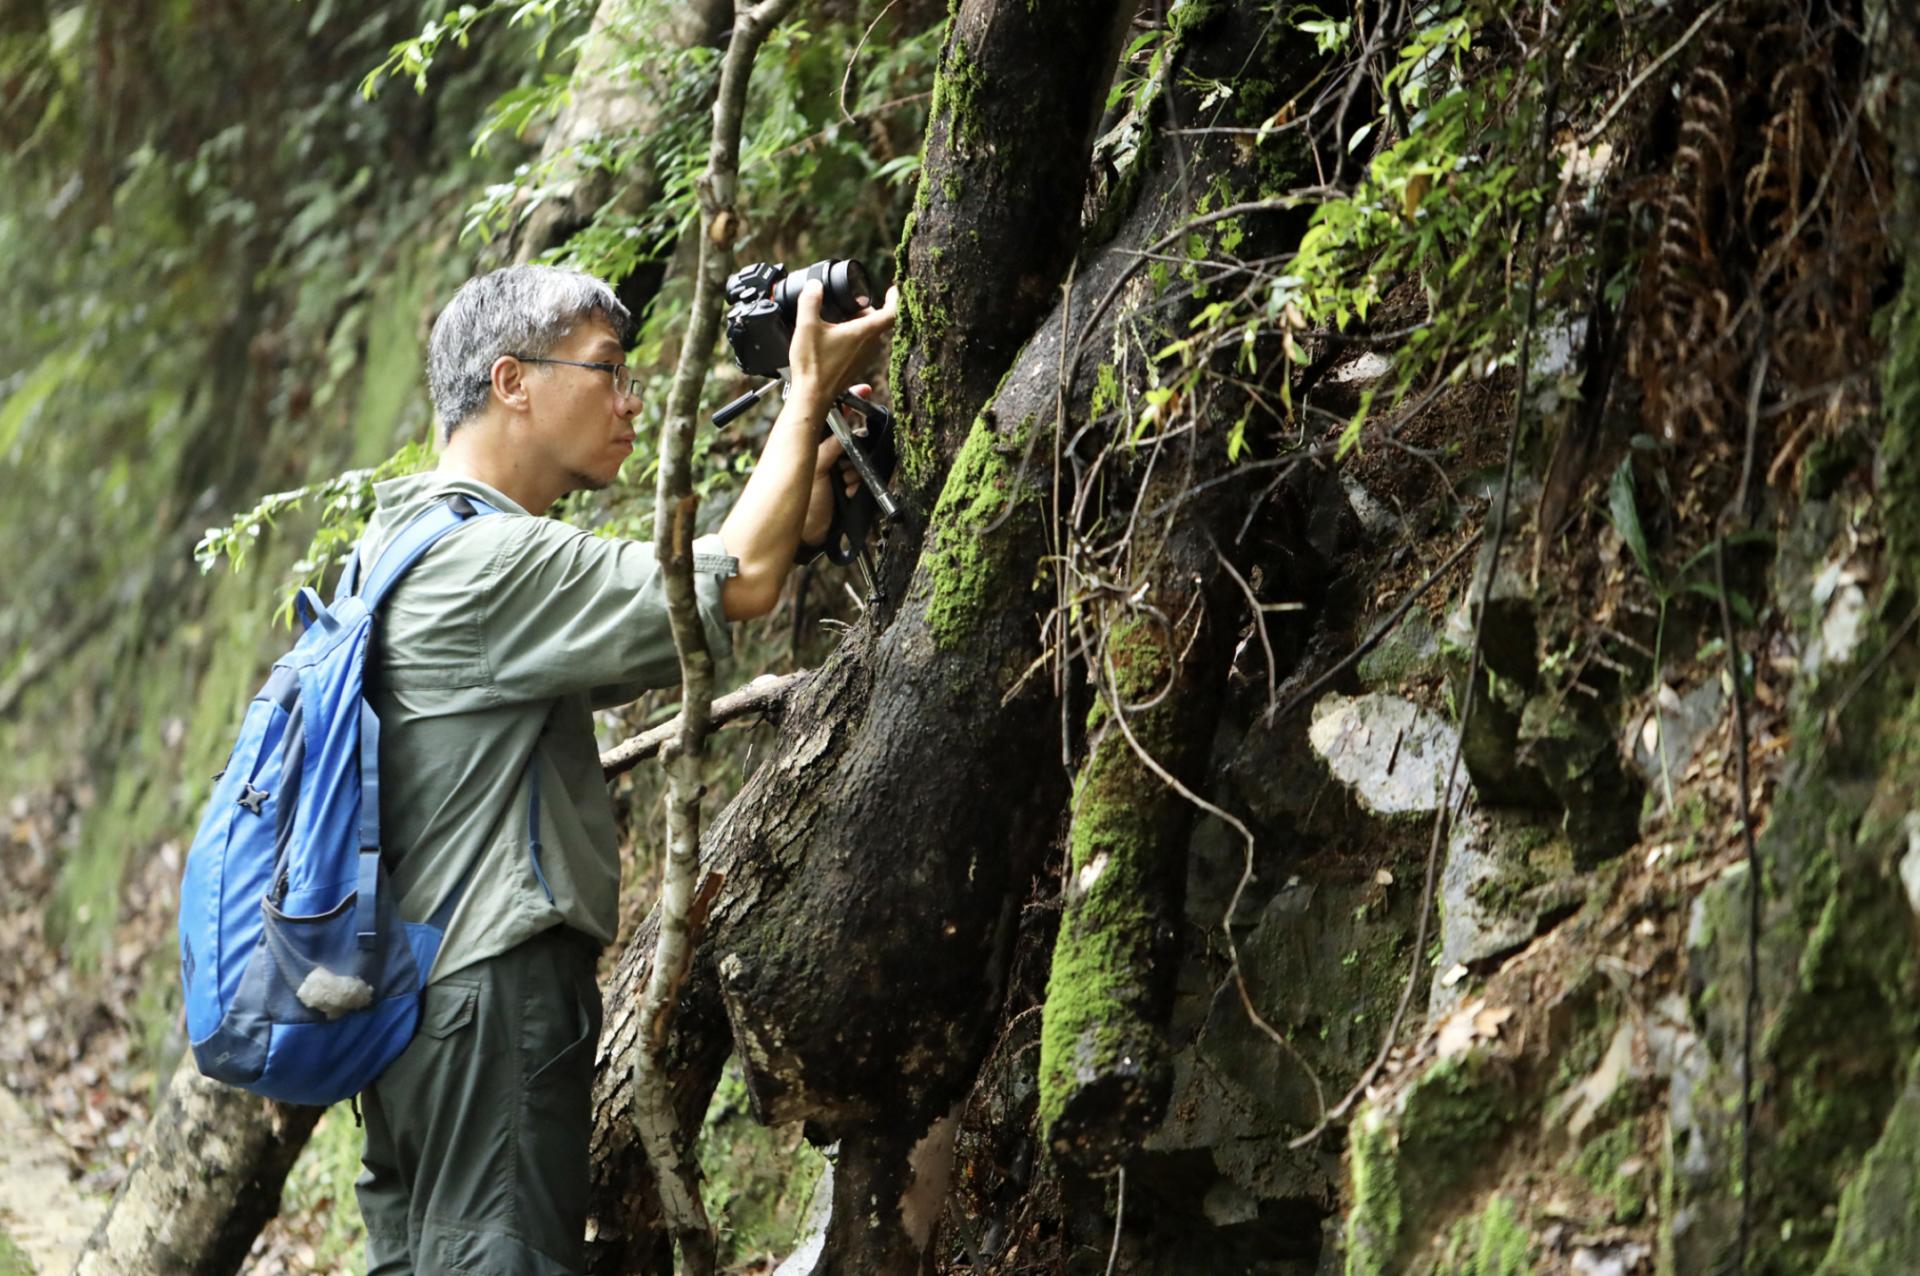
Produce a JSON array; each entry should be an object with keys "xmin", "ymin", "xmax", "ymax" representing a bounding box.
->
[
  {"xmin": 1338, "ymin": 387, "xmax": 1375, "ymax": 459},
  {"xmin": 1684, "ymin": 580, "xmax": 1757, "ymax": 625},
  {"xmin": 1608, "ymin": 457, "xmax": 1658, "ymax": 591},
  {"xmin": 1227, "ymin": 411, "xmax": 1250, "ymax": 462}
]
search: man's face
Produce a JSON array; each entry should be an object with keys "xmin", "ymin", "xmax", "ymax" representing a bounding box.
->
[{"xmin": 525, "ymin": 318, "xmax": 640, "ymax": 493}]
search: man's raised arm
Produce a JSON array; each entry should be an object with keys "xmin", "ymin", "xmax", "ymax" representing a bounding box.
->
[{"xmin": 717, "ymin": 279, "xmax": 899, "ymax": 621}]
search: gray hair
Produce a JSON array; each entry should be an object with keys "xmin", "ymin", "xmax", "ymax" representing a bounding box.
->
[{"xmin": 427, "ymin": 264, "xmax": 633, "ymax": 437}]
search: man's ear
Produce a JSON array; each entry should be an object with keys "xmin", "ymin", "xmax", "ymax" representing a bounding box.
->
[{"xmin": 489, "ymin": 354, "xmax": 532, "ymax": 414}]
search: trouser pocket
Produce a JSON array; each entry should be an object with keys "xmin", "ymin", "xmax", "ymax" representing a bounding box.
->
[{"xmin": 518, "ymin": 941, "xmax": 602, "ymax": 1265}]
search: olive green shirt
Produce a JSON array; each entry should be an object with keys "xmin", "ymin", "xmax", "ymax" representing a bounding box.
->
[{"xmin": 358, "ymin": 472, "xmax": 733, "ymax": 982}]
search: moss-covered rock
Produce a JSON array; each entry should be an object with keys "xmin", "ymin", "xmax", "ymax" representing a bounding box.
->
[
  {"xmin": 1431, "ymin": 1192, "xmax": 1532, "ymax": 1276},
  {"xmin": 1572, "ymin": 1121, "xmax": 1651, "ymax": 1225},
  {"xmin": 1516, "ymin": 693, "xmax": 1643, "ymax": 866},
  {"xmin": 1356, "ymin": 607, "xmax": 1443, "ymax": 689},
  {"xmin": 1345, "ymin": 1051, "xmax": 1524, "ymax": 1276},
  {"xmin": 1816, "ymin": 1048, "xmax": 1920, "ymax": 1274}
]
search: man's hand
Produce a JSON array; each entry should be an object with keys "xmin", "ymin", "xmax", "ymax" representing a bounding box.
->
[
  {"xmin": 717, "ymin": 284, "xmax": 896, "ymax": 622},
  {"xmin": 787, "ymin": 280, "xmax": 899, "ymax": 413},
  {"xmin": 800, "ymin": 386, "xmax": 870, "ymax": 548}
]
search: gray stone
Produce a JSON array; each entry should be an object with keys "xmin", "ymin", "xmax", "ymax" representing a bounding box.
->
[
  {"xmin": 1443, "ymin": 548, "xmax": 1539, "ymax": 690},
  {"xmin": 1626, "ymin": 678, "xmax": 1726, "ymax": 792},
  {"xmin": 1570, "ymin": 1241, "xmax": 1651, "ymax": 1276},
  {"xmin": 1900, "ymin": 814, "xmax": 1920, "ymax": 917},
  {"xmin": 1202, "ymin": 1177, "xmax": 1261, "ymax": 1227},
  {"xmin": 1307, "ymin": 692, "xmax": 1465, "ymax": 817},
  {"xmin": 1428, "ymin": 808, "xmax": 1574, "ymax": 1016},
  {"xmin": 1341, "ymin": 474, "xmax": 1401, "ymax": 542}
]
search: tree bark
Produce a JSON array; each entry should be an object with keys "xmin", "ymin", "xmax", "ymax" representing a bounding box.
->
[
  {"xmin": 879, "ymin": 0, "xmax": 1137, "ymax": 591},
  {"xmin": 71, "ymin": 1057, "xmax": 320, "ymax": 1276}
]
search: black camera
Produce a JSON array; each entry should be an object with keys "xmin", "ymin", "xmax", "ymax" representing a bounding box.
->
[
  {"xmin": 723, "ymin": 258, "xmax": 875, "ymax": 377},
  {"xmin": 712, "ymin": 255, "xmax": 901, "ymax": 592}
]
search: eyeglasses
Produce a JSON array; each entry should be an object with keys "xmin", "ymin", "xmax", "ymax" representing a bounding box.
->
[{"xmin": 510, "ymin": 356, "xmax": 640, "ymax": 401}]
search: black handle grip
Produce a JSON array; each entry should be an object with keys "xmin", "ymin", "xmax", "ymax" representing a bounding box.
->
[{"xmin": 800, "ymin": 395, "xmax": 900, "ymax": 566}]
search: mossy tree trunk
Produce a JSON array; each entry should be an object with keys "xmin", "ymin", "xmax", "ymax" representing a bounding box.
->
[
  {"xmin": 1037, "ymin": 509, "xmax": 1237, "ymax": 1174},
  {"xmin": 585, "ymin": 2, "xmax": 1133, "ymax": 1270},
  {"xmin": 585, "ymin": 5, "xmax": 1321, "ymax": 1270},
  {"xmin": 71, "ymin": 1058, "xmax": 321, "ymax": 1276}
]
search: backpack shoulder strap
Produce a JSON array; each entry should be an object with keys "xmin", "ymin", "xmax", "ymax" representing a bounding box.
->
[
  {"xmin": 345, "ymin": 493, "xmax": 497, "ymax": 950},
  {"xmin": 356, "ymin": 493, "xmax": 498, "ymax": 610}
]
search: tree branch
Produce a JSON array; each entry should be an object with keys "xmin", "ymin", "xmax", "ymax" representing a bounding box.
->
[
  {"xmin": 600, "ymin": 671, "xmax": 810, "ymax": 780},
  {"xmin": 632, "ymin": 3, "xmax": 799, "ymax": 1272}
]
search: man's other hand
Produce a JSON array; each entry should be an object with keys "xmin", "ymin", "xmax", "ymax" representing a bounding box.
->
[{"xmin": 800, "ymin": 386, "xmax": 870, "ymax": 548}]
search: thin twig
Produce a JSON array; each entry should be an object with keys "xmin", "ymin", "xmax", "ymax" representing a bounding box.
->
[
  {"xmin": 839, "ymin": 0, "xmax": 901, "ymax": 124},
  {"xmin": 1215, "ymin": 543, "xmax": 1278, "ymax": 718},
  {"xmin": 1104, "ymin": 1167, "xmax": 1127, "ymax": 1276},
  {"xmin": 633, "ymin": 4, "xmax": 800, "ymax": 1271},
  {"xmin": 1577, "ymin": 0, "xmax": 1726, "ymax": 146}
]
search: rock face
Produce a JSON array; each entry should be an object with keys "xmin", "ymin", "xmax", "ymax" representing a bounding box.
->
[{"xmin": 950, "ymin": 431, "xmax": 1920, "ymax": 1275}]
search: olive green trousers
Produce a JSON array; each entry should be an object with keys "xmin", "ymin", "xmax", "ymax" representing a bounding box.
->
[{"xmin": 357, "ymin": 926, "xmax": 603, "ymax": 1276}]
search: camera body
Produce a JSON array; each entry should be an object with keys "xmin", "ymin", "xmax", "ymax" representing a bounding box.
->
[{"xmin": 723, "ymin": 258, "xmax": 874, "ymax": 378}]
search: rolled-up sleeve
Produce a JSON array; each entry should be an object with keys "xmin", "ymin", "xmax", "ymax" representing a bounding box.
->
[{"xmin": 479, "ymin": 520, "xmax": 734, "ymax": 705}]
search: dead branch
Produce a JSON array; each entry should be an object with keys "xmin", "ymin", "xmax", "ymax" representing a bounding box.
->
[
  {"xmin": 600, "ymin": 671, "xmax": 810, "ymax": 779},
  {"xmin": 633, "ymin": 3, "xmax": 800, "ymax": 1272}
]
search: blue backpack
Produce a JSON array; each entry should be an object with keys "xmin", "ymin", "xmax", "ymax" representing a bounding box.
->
[{"xmin": 178, "ymin": 494, "xmax": 507, "ymax": 1105}]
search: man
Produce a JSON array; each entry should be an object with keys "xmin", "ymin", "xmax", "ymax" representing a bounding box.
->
[{"xmin": 352, "ymin": 263, "xmax": 897, "ymax": 1275}]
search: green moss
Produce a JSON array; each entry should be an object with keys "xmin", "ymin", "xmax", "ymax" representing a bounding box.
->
[
  {"xmin": 1037, "ymin": 622, "xmax": 1182, "ymax": 1149},
  {"xmin": 1346, "ymin": 1106, "xmax": 1403, "ymax": 1276},
  {"xmin": 0, "ymin": 1227, "xmax": 31, "ymax": 1276},
  {"xmin": 1574, "ymin": 1122, "xmax": 1649, "ymax": 1225},
  {"xmin": 1167, "ymin": 0, "xmax": 1224, "ymax": 39},
  {"xmin": 1346, "ymin": 1053, "xmax": 1523, "ymax": 1276},
  {"xmin": 1091, "ymin": 362, "xmax": 1121, "ymax": 419},
  {"xmin": 936, "ymin": 40, "xmax": 987, "ymax": 150},
  {"xmin": 1433, "ymin": 1193, "xmax": 1532, "ymax": 1276},
  {"xmin": 1817, "ymin": 1049, "xmax": 1920, "ymax": 1274},
  {"xmin": 1355, "ymin": 608, "xmax": 1442, "ymax": 688},
  {"xmin": 1689, "ymin": 630, "xmax": 1920, "ymax": 1271},
  {"xmin": 921, "ymin": 414, "xmax": 1032, "ymax": 650},
  {"xmin": 1758, "ymin": 826, "xmax": 1920, "ymax": 1266}
]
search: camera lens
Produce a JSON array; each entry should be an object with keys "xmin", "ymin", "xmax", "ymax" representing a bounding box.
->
[{"xmin": 775, "ymin": 258, "xmax": 873, "ymax": 324}]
